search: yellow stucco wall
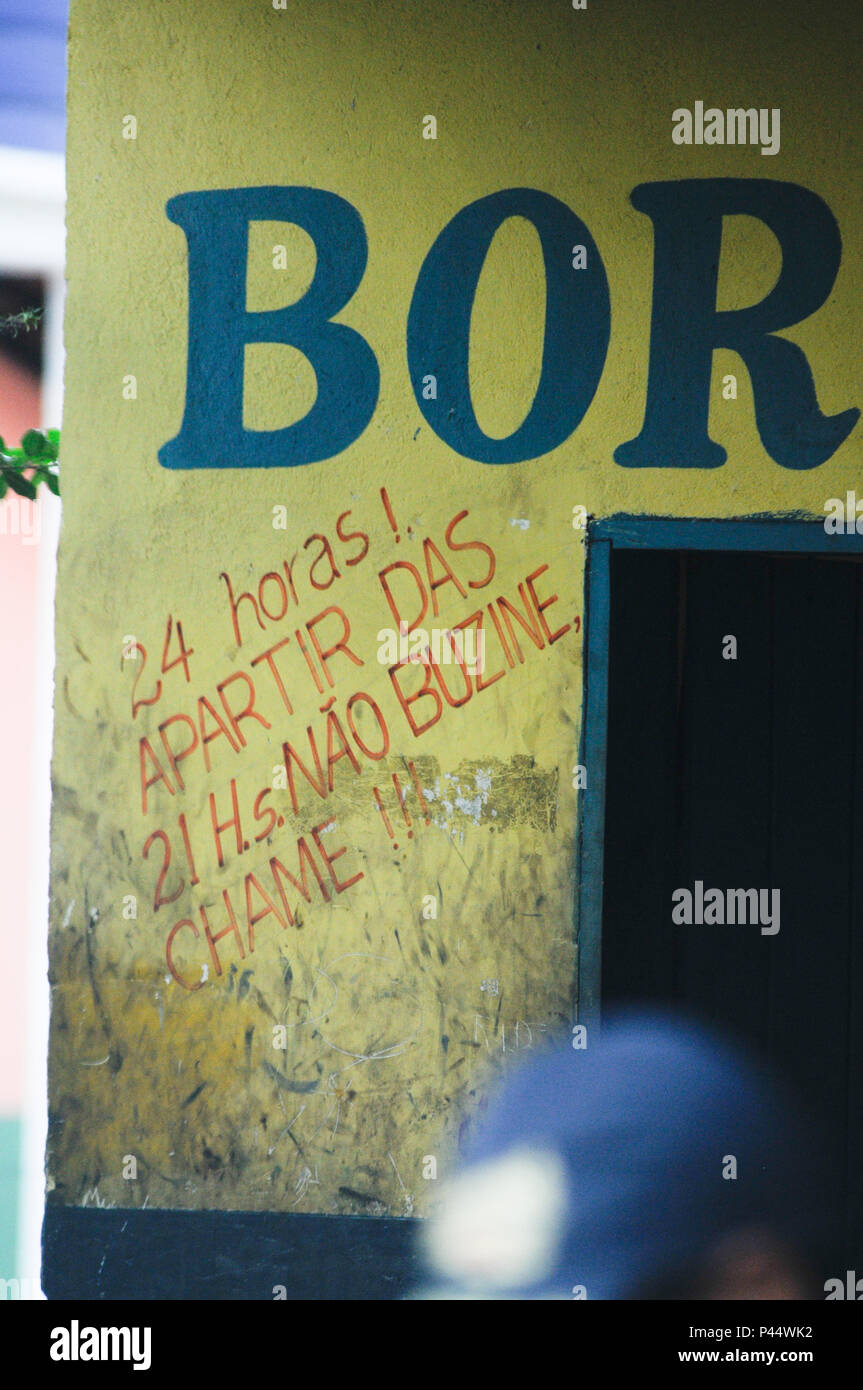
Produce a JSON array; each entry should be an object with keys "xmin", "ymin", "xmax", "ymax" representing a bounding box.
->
[{"xmin": 48, "ymin": 0, "xmax": 862, "ymax": 1216}]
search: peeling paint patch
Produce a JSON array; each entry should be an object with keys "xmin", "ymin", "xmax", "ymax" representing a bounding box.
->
[
  {"xmin": 422, "ymin": 757, "xmax": 558, "ymax": 834},
  {"xmin": 425, "ymin": 767, "xmax": 494, "ymax": 829}
]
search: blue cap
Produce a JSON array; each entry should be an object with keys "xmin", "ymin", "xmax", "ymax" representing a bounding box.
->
[{"xmin": 421, "ymin": 1010, "xmax": 821, "ymax": 1299}]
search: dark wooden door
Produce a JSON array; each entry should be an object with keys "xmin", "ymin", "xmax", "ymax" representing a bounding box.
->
[{"xmin": 601, "ymin": 548, "xmax": 863, "ymax": 1267}]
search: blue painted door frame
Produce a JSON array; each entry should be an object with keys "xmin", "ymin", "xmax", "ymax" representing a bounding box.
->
[{"xmin": 576, "ymin": 513, "xmax": 863, "ymax": 1027}]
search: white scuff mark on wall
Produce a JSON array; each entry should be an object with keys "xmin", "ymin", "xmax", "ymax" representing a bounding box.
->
[
  {"xmin": 423, "ymin": 768, "xmax": 493, "ymax": 832},
  {"xmin": 294, "ymin": 1163, "xmax": 320, "ymax": 1204},
  {"xmin": 80, "ymin": 1186, "xmax": 115, "ymax": 1209},
  {"xmin": 389, "ymin": 1151, "xmax": 414, "ymax": 1216},
  {"xmin": 509, "ymin": 518, "xmax": 530, "ymax": 529}
]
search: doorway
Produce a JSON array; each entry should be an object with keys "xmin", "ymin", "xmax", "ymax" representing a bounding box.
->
[{"xmin": 581, "ymin": 518, "xmax": 863, "ymax": 1267}]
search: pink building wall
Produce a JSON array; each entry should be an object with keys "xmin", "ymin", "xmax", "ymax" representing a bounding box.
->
[{"xmin": 0, "ymin": 348, "xmax": 41, "ymax": 1116}]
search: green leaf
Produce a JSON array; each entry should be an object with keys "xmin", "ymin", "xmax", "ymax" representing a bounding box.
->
[
  {"xmin": 21, "ymin": 429, "xmax": 47, "ymax": 458},
  {"xmin": 4, "ymin": 470, "xmax": 37, "ymax": 500},
  {"xmin": 33, "ymin": 466, "xmax": 60, "ymax": 495},
  {"xmin": 0, "ymin": 474, "xmax": 6, "ymax": 499}
]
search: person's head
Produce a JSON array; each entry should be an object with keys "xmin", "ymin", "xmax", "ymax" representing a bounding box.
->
[{"xmin": 419, "ymin": 1010, "xmax": 829, "ymax": 1299}]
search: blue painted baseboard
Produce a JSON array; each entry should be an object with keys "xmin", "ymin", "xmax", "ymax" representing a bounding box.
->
[{"xmin": 42, "ymin": 1205, "xmax": 422, "ymax": 1300}]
